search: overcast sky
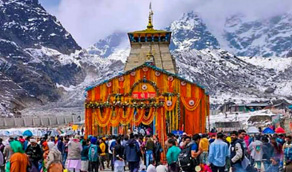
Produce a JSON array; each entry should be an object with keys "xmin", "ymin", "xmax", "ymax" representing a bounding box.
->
[{"xmin": 39, "ymin": 0, "xmax": 292, "ymax": 48}]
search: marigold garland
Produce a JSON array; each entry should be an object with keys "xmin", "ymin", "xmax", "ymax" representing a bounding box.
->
[
  {"xmin": 96, "ymin": 108, "xmax": 112, "ymax": 127},
  {"xmin": 120, "ymin": 107, "xmax": 134, "ymax": 125},
  {"xmin": 110, "ymin": 108, "xmax": 121, "ymax": 127},
  {"xmin": 142, "ymin": 108, "xmax": 156, "ymax": 125},
  {"xmin": 133, "ymin": 108, "xmax": 145, "ymax": 126}
]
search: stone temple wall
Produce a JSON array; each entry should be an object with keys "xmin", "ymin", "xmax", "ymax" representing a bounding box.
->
[{"xmin": 124, "ymin": 42, "xmax": 176, "ymax": 73}]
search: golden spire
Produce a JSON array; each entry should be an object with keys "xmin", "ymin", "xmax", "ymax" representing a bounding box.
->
[{"xmin": 147, "ymin": 2, "xmax": 154, "ymax": 30}]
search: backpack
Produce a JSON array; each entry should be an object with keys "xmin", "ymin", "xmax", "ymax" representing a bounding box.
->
[
  {"xmin": 88, "ymin": 145, "xmax": 98, "ymax": 162},
  {"xmin": 177, "ymin": 144, "xmax": 199, "ymax": 171}
]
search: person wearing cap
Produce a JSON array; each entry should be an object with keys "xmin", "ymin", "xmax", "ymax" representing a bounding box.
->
[
  {"xmin": 26, "ymin": 138, "xmax": 43, "ymax": 170},
  {"xmin": 67, "ymin": 135, "xmax": 82, "ymax": 172},
  {"xmin": 10, "ymin": 140, "xmax": 29, "ymax": 172},
  {"xmin": 88, "ymin": 136, "xmax": 99, "ymax": 172}
]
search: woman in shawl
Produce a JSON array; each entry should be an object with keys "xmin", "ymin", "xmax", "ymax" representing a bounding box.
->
[
  {"xmin": 9, "ymin": 140, "xmax": 29, "ymax": 172},
  {"xmin": 46, "ymin": 141, "xmax": 63, "ymax": 172}
]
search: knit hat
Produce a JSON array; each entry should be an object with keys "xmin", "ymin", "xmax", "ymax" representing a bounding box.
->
[{"xmin": 90, "ymin": 137, "xmax": 97, "ymax": 144}]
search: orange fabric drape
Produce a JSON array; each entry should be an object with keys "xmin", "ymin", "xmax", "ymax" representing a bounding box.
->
[
  {"xmin": 119, "ymin": 80, "xmax": 124, "ymax": 94},
  {"xmin": 164, "ymin": 97, "xmax": 177, "ymax": 111},
  {"xmin": 87, "ymin": 108, "xmax": 92, "ymax": 135},
  {"xmin": 168, "ymin": 80, "xmax": 174, "ymax": 92},
  {"xmin": 180, "ymin": 82, "xmax": 187, "ymax": 97},
  {"xmin": 181, "ymin": 97, "xmax": 201, "ymax": 111}
]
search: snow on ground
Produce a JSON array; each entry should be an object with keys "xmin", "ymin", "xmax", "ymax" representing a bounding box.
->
[{"xmin": 239, "ymin": 56, "xmax": 292, "ymax": 72}]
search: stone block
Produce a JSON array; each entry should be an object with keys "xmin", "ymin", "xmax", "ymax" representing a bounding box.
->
[
  {"xmin": 14, "ymin": 118, "xmax": 24, "ymax": 127},
  {"xmin": 33, "ymin": 118, "xmax": 41, "ymax": 127}
]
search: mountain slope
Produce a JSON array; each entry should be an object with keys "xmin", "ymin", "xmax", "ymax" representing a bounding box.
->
[
  {"xmin": 223, "ymin": 13, "xmax": 292, "ymax": 57},
  {"xmin": 0, "ymin": 0, "xmax": 85, "ymax": 116},
  {"xmin": 168, "ymin": 11, "xmax": 219, "ymax": 51}
]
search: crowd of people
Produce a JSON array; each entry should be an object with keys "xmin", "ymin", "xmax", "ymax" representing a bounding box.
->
[{"xmin": 0, "ymin": 129, "xmax": 292, "ymax": 172}]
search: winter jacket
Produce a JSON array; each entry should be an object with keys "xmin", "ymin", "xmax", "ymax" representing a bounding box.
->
[
  {"xmin": 124, "ymin": 139, "xmax": 140, "ymax": 162},
  {"xmin": 262, "ymin": 142, "xmax": 274, "ymax": 160},
  {"xmin": 46, "ymin": 148, "xmax": 62, "ymax": 169},
  {"xmin": 67, "ymin": 140, "xmax": 82, "ymax": 160},
  {"xmin": 230, "ymin": 139, "xmax": 243, "ymax": 164},
  {"xmin": 25, "ymin": 144, "xmax": 43, "ymax": 162},
  {"xmin": 114, "ymin": 144, "xmax": 124, "ymax": 161},
  {"xmin": 81, "ymin": 145, "xmax": 89, "ymax": 160}
]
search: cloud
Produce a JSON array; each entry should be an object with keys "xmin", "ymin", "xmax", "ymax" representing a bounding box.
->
[{"xmin": 49, "ymin": 0, "xmax": 292, "ymax": 48}]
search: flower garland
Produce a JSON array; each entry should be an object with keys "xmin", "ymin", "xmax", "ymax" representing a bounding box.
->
[
  {"xmin": 110, "ymin": 108, "xmax": 121, "ymax": 127},
  {"xmin": 133, "ymin": 108, "xmax": 145, "ymax": 126},
  {"xmin": 142, "ymin": 108, "xmax": 156, "ymax": 125},
  {"xmin": 96, "ymin": 108, "xmax": 112, "ymax": 127},
  {"xmin": 120, "ymin": 107, "xmax": 134, "ymax": 125}
]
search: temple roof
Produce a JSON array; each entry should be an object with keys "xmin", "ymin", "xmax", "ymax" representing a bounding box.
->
[{"xmin": 85, "ymin": 62, "xmax": 208, "ymax": 95}]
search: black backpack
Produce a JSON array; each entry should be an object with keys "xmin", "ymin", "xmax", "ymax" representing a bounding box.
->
[{"xmin": 177, "ymin": 144, "xmax": 199, "ymax": 171}]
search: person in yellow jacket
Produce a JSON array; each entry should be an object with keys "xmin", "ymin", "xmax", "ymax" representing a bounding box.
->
[
  {"xmin": 199, "ymin": 134, "xmax": 209, "ymax": 165},
  {"xmin": 99, "ymin": 138, "xmax": 107, "ymax": 170}
]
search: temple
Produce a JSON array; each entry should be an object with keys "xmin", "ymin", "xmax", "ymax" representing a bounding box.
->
[
  {"xmin": 84, "ymin": 5, "xmax": 209, "ymax": 145},
  {"xmin": 124, "ymin": 4, "xmax": 176, "ymax": 73}
]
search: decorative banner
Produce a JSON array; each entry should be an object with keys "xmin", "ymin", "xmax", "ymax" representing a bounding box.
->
[{"xmin": 132, "ymin": 92, "xmax": 156, "ymax": 99}]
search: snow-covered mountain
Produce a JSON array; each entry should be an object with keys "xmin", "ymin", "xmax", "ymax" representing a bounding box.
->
[
  {"xmin": 168, "ymin": 11, "xmax": 219, "ymax": 51},
  {"xmin": 1, "ymin": 1, "xmax": 292, "ymax": 117},
  {"xmin": 0, "ymin": 0, "xmax": 122, "ymax": 116},
  {"xmin": 90, "ymin": 11, "xmax": 292, "ymax": 58},
  {"xmin": 223, "ymin": 13, "xmax": 292, "ymax": 57}
]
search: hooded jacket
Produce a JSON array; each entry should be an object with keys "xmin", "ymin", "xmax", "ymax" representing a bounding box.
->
[
  {"xmin": 46, "ymin": 148, "xmax": 62, "ymax": 169},
  {"xmin": 124, "ymin": 139, "xmax": 140, "ymax": 162}
]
